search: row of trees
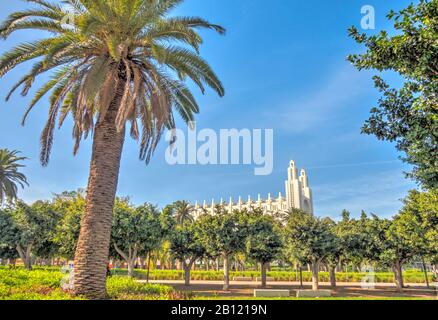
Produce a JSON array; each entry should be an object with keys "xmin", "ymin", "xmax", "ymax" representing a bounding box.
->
[{"xmin": 0, "ymin": 190, "xmax": 436, "ymax": 292}]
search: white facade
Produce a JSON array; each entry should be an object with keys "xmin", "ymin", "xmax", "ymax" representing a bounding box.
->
[{"xmin": 193, "ymin": 160, "xmax": 313, "ymax": 217}]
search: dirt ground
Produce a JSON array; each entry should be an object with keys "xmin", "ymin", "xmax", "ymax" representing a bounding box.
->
[{"xmin": 144, "ymin": 280, "xmax": 438, "ymax": 299}]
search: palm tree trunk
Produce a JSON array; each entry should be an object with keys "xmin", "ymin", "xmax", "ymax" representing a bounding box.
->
[{"xmin": 73, "ymin": 98, "xmax": 125, "ymax": 300}]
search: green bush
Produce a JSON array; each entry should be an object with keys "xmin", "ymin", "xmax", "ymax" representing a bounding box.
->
[
  {"xmin": 0, "ymin": 268, "xmax": 185, "ymax": 300},
  {"xmin": 107, "ymin": 276, "xmax": 179, "ymax": 300},
  {"xmin": 0, "ymin": 268, "xmax": 79, "ymax": 300},
  {"xmin": 112, "ymin": 268, "xmax": 432, "ymax": 284}
]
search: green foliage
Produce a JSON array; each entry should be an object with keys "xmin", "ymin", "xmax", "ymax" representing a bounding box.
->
[
  {"xmin": 245, "ymin": 213, "xmax": 282, "ymax": 264},
  {"xmin": 168, "ymin": 200, "xmax": 195, "ymax": 225},
  {"xmin": 52, "ymin": 191, "xmax": 85, "ymax": 259},
  {"xmin": 106, "ymin": 276, "xmax": 181, "ymax": 300},
  {"xmin": 109, "ymin": 268, "xmax": 433, "ymax": 284},
  {"xmin": 0, "ymin": 267, "xmax": 80, "ymax": 300},
  {"xmin": 169, "ymin": 221, "xmax": 205, "ymax": 265},
  {"xmin": 0, "ymin": 149, "xmax": 28, "ymax": 205},
  {"xmin": 398, "ymin": 189, "xmax": 438, "ymax": 265},
  {"xmin": 348, "ymin": 0, "xmax": 438, "ymax": 188},
  {"xmin": 284, "ymin": 211, "xmax": 337, "ymax": 265},
  {"xmin": 0, "ymin": 200, "xmax": 61, "ymax": 268},
  {"xmin": 111, "ymin": 200, "xmax": 164, "ymax": 260},
  {"xmin": 0, "ymin": 268, "xmax": 185, "ymax": 300},
  {"xmin": 197, "ymin": 209, "xmax": 247, "ymax": 258}
]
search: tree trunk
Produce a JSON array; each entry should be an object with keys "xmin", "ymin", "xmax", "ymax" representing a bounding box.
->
[
  {"xmin": 73, "ymin": 95, "xmax": 126, "ymax": 300},
  {"xmin": 146, "ymin": 253, "xmax": 152, "ymax": 284},
  {"xmin": 299, "ymin": 267, "xmax": 303, "ymax": 288},
  {"xmin": 127, "ymin": 260, "xmax": 135, "ymax": 278},
  {"xmin": 311, "ymin": 262, "xmax": 319, "ymax": 291},
  {"xmin": 432, "ymin": 265, "xmax": 438, "ymax": 285},
  {"xmin": 421, "ymin": 256, "xmax": 430, "ymax": 288},
  {"xmin": 329, "ymin": 266, "xmax": 337, "ymax": 288},
  {"xmin": 261, "ymin": 262, "xmax": 267, "ymax": 288},
  {"xmin": 393, "ymin": 260, "xmax": 404, "ymax": 292},
  {"xmin": 223, "ymin": 254, "xmax": 230, "ymax": 291},
  {"xmin": 216, "ymin": 257, "xmax": 220, "ymax": 272},
  {"xmin": 183, "ymin": 261, "xmax": 192, "ymax": 286},
  {"xmin": 16, "ymin": 244, "xmax": 32, "ymax": 270}
]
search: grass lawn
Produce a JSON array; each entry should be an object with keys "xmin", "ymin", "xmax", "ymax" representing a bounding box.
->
[
  {"xmin": 0, "ymin": 267, "xmax": 189, "ymax": 300},
  {"xmin": 0, "ymin": 267, "xmax": 436, "ymax": 300}
]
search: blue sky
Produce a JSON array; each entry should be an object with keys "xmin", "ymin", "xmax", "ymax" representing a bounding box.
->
[{"xmin": 0, "ymin": 0, "xmax": 416, "ymax": 219}]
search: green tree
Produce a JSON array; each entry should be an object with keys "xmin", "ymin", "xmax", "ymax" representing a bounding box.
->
[
  {"xmin": 348, "ymin": 0, "xmax": 438, "ymax": 188},
  {"xmin": 361, "ymin": 213, "xmax": 417, "ymax": 292},
  {"xmin": 245, "ymin": 214, "xmax": 283, "ymax": 288},
  {"xmin": 322, "ymin": 218, "xmax": 342, "ymax": 288},
  {"xmin": 398, "ymin": 189, "xmax": 438, "ymax": 283},
  {"xmin": 169, "ymin": 221, "xmax": 205, "ymax": 286},
  {"xmin": 0, "ymin": 201, "xmax": 60, "ymax": 270},
  {"xmin": 111, "ymin": 200, "xmax": 163, "ymax": 277},
  {"xmin": 0, "ymin": 149, "xmax": 28, "ymax": 205},
  {"xmin": 52, "ymin": 191, "xmax": 85, "ymax": 260},
  {"xmin": 0, "ymin": 0, "xmax": 224, "ymax": 299},
  {"xmin": 170, "ymin": 200, "xmax": 195, "ymax": 225},
  {"xmin": 285, "ymin": 211, "xmax": 337, "ymax": 291},
  {"xmin": 0, "ymin": 209, "xmax": 17, "ymax": 265},
  {"xmin": 0, "ymin": 243, "xmax": 18, "ymax": 265},
  {"xmin": 198, "ymin": 208, "xmax": 247, "ymax": 291}
]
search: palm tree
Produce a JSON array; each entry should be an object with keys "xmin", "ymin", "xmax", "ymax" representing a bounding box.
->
[
  {"xmin": 0, "ymin": 0, "xmax": 224, "ymax": 299},
  {"xmin": 0, "ymin": 149, "xmax": 28, "ymax": 205},
  {"xmin": 171, "ymin": 200, "xmax": 194, "ymax": 225}
]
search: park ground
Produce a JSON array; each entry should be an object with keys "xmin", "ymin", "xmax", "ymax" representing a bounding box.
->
[
  {"xmin": 0, "ymin": 267, "xmax": 437, "ymax": 300},
  {"xmin": 143, "ymin": 279, "xmax": 438, "ymax": 300}
]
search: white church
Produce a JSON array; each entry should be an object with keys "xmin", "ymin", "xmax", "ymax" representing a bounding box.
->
[{"xmin": 193, "ymin": 160, "xmax": 314, "ymax": 217}]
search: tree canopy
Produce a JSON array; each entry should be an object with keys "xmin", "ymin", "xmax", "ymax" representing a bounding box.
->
[{"xmin": 348, "ymin": 0, "xmax": 438, "ymax": 189}]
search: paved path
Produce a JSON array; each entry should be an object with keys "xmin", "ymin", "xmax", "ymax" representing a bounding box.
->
[{"xmin": 139, "ymin": 279, "xmax": 438, "ymax": 299}]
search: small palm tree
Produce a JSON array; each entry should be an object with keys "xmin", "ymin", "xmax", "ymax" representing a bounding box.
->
[
  {"xmin": 172, "ymin": 200, "xmax": 194, "ymax": 225},
  {"xmin": 0, "ymin": 149, "xmax": 28, "ymax": 205},
  {"xmin": 0, "ymin": 0, "xmax": 224, "ymax": 299}
]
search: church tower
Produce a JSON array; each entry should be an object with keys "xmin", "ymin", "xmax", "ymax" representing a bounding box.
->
[{"xmin": 285, "ymin": 160, "xmax": 313, "ymax": 214}]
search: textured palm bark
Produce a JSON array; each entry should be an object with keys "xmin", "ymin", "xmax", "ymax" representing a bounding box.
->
[{"xmin": 73, "ymin": 98, "xmax": 125, "ymax": 300}]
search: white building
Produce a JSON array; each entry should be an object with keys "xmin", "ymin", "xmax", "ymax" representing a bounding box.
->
[{"xmin": 193, "ymin": 160, "xmax": 314, "ymax": 217}]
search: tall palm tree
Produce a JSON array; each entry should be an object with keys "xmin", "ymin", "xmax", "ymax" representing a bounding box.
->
[
  {"xmin": 0, "ymin": 149, "xmax": 28, "ymax": 205},
  {"xmin": 171, "ymin": 200, "xmax": 194, "ymax": 225},
  {"xmin": 0, "ymin": 0, "xmax": 224, "ymax": 299}
]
